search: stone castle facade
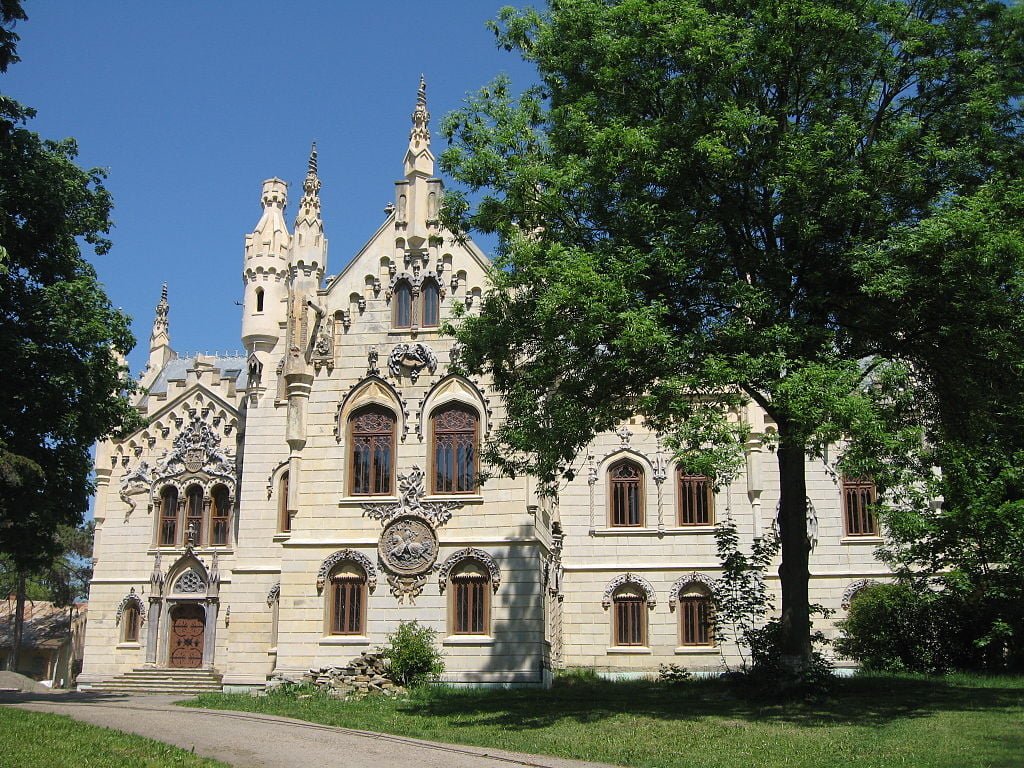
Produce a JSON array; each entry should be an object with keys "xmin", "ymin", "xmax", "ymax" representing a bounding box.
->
[{"xmin": 80, "ymin": 81, "xmax": 888, "ymax": 690}]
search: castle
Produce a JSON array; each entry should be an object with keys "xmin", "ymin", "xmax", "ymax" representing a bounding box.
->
[{"xmin": 79, "ymin": 80, "xmax": 888, "ymax": 690}]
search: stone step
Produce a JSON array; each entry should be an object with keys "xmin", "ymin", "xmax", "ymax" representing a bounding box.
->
[{"xmin": 89, "ymin": 667, "xmax": 224, "ymax": 695}]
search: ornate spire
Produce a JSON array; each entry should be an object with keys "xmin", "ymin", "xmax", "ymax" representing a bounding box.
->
[
  {"xmin": 151, "ymin": 283, "xmax": 169, "ymax": 341},
  {"xmin": 295, "ymin": 141, "xmax": 321, "ymax": 226},
  {"xmin": 410, "ymin": 75, "xmax": 430, "ymax": 149}
]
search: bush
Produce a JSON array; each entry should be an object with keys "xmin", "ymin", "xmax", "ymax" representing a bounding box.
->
[
  {"xmin": 836, "ymin": 583, "xmax": 967, "ymax": 673},
  {"xmin": 657, "ymin": 663, "xmax": 692, "ymax": 685},
  {"xmin": 380, "ymin": 621, "xmax": 444, "ymax": 687}
]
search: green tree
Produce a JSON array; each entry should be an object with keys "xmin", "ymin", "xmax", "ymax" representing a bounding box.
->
[
  {"xmin": 441, "ymin": 0, "xmax": 1024, "ymax": 673},
  {"xmin": 0, "ymin": 4, "xmax": 138, "ymax": 671}
]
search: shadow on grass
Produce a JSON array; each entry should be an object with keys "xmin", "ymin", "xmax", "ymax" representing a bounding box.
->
[{"xmin": 385, "ymin": 673, "xmax": 1024, "ymax": 732}]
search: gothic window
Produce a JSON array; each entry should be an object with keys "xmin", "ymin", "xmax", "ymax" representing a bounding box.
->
[
  {"xmin": 393, "ymin": 280, "xmax": 413, "ymax": 328},
  {"xmin": 678, "ymin": 584, "xmax": 714, "ymax": 646},
  {"xmin": 158, "ymin": 486, "xmax": 179, "ymax": 547},
  {"xmin": 210, "ymin": 484, "xmax": 231, "ymax": 546},
  {"xmin": 612, "ymin": 585, "xmax": 647, "ymax": 647},
  {"xmin": 121, "ymin": 604, "xmax": 140, "ymax": 643},
  {"xmin": 678, "ymin": 470, "xmax": 713, "ymax": 526},
  {"xmin": 185, "ymin": 485, "xmax": 204, "ymax": 545},
  {"xmin": 255, "ymin": 287, "xmax": 265, "ymax": 312},
  {"xmin": 278, "ymin": 471, "xmax": 290, "ymax": 533},
  {"xmin": 609, "ymin": 459, "xmax": 644, "ymax": 527},
  {"xmin": 450, "ymin": 560, "xmax": 490, "ymax": 635},
  {"xmin": 328, "ymin": 562, "xmax": 367, "ymax": 635},
  {"xmin": 349, "ymin": 406, "xmax": 396, "ymax": 496},
  {"xmin": 421, "ymin": 278, "xmax": 440, "ymax": 327},
  {"xmin": 843, "ymin": 477, "xmax": 878, "ymax": 536},
  {"xmin": 431, "ymin": 405, "xmax": 478, "ymax": 494}
]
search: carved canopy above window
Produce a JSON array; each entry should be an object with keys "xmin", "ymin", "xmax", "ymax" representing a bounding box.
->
[
  {"xmin": 668, "ymin": 573, "xmax": 718, "ymax": 612},
  {"xmin": 601, "ymin": 573, "xmax": 657, "ymax": 610},
  {"xmin": 437, "ymin": 548, "xmax": 500, "ymax": 594},
  {"xmin": 114, "ymin": 588, "xmax": 147, "ymax": 626},
  {"xmin": 316, "ymin": 549, "xmax": 377, "ymax": 594}
]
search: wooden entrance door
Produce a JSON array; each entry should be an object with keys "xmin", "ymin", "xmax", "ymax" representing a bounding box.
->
[{"xmin": 169, "ymin": 604, "xmax": 205, "ymax": 668}]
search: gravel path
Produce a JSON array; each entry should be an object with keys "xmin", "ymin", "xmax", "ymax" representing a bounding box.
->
[{"xmin": 0, "ymin": 691, "xmax": 619, "ymax": 768}]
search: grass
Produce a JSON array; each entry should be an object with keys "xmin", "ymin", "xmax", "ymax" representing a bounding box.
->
[
  {"xmin": 0, "ymin": 706, "xmax": 228, "ymax": 768},
  {"xmin": 185, "ymin": 672, "xmax": 1024, "ymax": 768}
]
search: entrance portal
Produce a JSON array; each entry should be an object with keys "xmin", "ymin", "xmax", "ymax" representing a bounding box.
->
[{"xmin": 169, "ymin": 604, "xmax": 205, "ymax": 668}]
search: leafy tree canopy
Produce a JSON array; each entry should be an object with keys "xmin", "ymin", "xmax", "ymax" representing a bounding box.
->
[{"xmin": 441, "ymin": 0, "xmax": 1024, "ymax": 669}]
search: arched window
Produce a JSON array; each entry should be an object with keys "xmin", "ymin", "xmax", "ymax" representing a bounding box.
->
[
  {"xmin": 431, "ymin": 405, "xmax": 478, "ymax": 494},
  {"xmin": 609, "ymin": 460, "xmax": 644, "ymax": 527},
  {"xmin": 210, "ymin": 485, "xmax": 231, "ymax": 546},
  {"xmin": 278, "ymin": 471, "xmax": 290, "ymax": 533},
  {"xmin": 843, "ymin": 477, "xmax": 878, "ymax": 536},
  {"xmin": 349, "ymin": 406, "xmax": 396, "ymax": 496},
  {"xmin": 328, "ymin": 562, "xmax": 367, "ymax": 635},
  {"xmin": 421, "ymin": 278, "xmax": 440, "ymax": 327},
  {"xmin": 393, "ymin": 280, "xmax": 413, "ymax": 328},
  {"xmin": 450, "ymin": 561, "xmax": 490, "ymax": 635},
  {"xmin": 185, "ymin": 485, "xmax": 204, "ymax": 545},
  {"xmin": 677, "ymin": 470, "xmax": 713, "ymax": 526},
  {"xmin": 121, "ymin": 604, "xmax": 140, "ymax": 643},
  {"xmin": 255, "ymin": 286, "xmax": 265, "ymax": 312},
  {"xmin": 678, "ymin": 584, "xmax": 714, "ymax": 646},
  {"xmin": 158, "ymin": 486, "xmax": 179, "ymax": 547},
  {"xmin": 612, "ymin": 585, "xmax": 647, "ymax": 646}
]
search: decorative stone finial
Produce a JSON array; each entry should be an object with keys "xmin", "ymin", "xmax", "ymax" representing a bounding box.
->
[
  {"xmin": 410, "ymin": 75, "xmax": 430, "ymax": 148},
  {"xmin": 307, "ymin": 141, "xmax": 318, "ymax": 176},
  {"xmin": 296, "ymin": 142, "xmax": 322, "ymax": 225},
  {"xmin": 150, "ymin": 283, "xmax": 170, "ymax": 348}
]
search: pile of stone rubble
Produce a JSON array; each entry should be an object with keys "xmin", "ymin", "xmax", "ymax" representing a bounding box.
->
[{"xmin": 263, "ymin": 651, "xmax": 406, "ymax": 698}]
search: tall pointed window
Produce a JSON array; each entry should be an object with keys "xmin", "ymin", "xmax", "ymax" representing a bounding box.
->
[
  {"xmin": 158, "ymin": 486, "xmax": 179, "ymax": 547},
  {"xmin": 349, "ymin": 406, "xmax": 396, "ymax": 496},
  {"xmin": 843, "ymin": 477, "xmax": 878, "ymax": 536},
  {"xmin": 421, "ymin": 279, "xmax": 440, "ymax": 327},
  {"xmin": 329, "ymin": 562, "xmax": 367, "ymax": 635},
  {"xmin": 277, "ymin": 471, "xmax": 291, "ymax": 533},
  {"xmin": 185, "ymin": 485, "xmax": 204, "ymax": 545},
  {"xmin": 255, "ymin": 287, "xmax": 265, "ymax": 312},
  {"xmin": 612, "ymin": 585, "xmax": 647, "ymax": 646},
  {"xmin": 393, "ymin": 280, "xmax": 413, "ymax": 328},
  {"xmin": 678, "ymin": 584, "xmax": 714, "ymax": 646},
  {"xmin": 450, "ymin": 561, "xmax": 489, "ymax": 635},
  {"xmin": 121, "ymin": 604, "xmax": 140, "ymax": 643},
  {"xmin": 678, "ymin": 470, "xmax": 713, "ymax": 526},
  {"xmin": 431, "ymin": 405, "xmax": 478, "ymax": 494},
  {"xmin": 609, "ymin": 459, "xmax": 644, "ymax": 527},
  {"xmin": 210, "ymin": 485, "xmax": 231, "ymax": 546}
]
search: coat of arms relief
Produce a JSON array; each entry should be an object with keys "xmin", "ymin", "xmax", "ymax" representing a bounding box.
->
[{"xmin": 364, "ymin": 465, "xmax": 461, "ymax": 603}]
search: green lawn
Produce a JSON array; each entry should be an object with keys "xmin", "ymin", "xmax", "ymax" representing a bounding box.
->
[
  {"xmin": 0, "ymin": 706, "xmax": 228, "ymax": 768},
  {"xmin": 187, "ymin": 673, "xmax": 1024, "ymax": 768}
]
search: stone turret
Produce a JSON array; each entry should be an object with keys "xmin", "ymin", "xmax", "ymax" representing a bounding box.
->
[
  {"xmin": 242, "ymin": 178, "xmax": 291, "ymax": 354},
  {"xmin": 395, "ymin": 76, "xmax": 443, "ymax": 251}
]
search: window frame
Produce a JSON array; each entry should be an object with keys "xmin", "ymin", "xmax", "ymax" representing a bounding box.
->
[
  {"xmin": 277, "ymin": 471, "xmax": 291, "ymax": 533},
  {"xmin": 678, "ymin": 588, "xmax": 714, "ymax": 647},
  {"xmin": 608, "ymin": 459, "xmax": 645, "ymax": 527},
  {"xmin": 612, "ymin": 587, "xmax": 647, "ymax": 647},
  {"xmin": 121, "ymin": 604, "xmax": 141, "ymax": 643},
  {"xmin": 430, "ymin": 404, "xmax": 479, "ymax": 495},
  {"xmin": 392, "ymin": 279, "xmax": 413, "ymax": 329},
  {"xmin": 157, "ymin": 486, "xmax": 180, "ymax": 547},
  {"xmin": 348, "ymin": 405, "xmax": 397, "ymax": 496},
  {"xmin": 327, "ymin": 563, "xmax": 367, "ymax": 636},
  {"xmin": 209, "ymin": 484, "xmax": 231, "ymax": 546},
  {"xmin": 842, "ymin": 477, "xmax": 879, "ymax": 537},
  {"xmin": 677, "ymin": 470, "xmax": 714, "ymax": 526},
  {"xmin": 449, "ymin": 563, "xmax": 490, "ymax": 636},
  {"xmin": 420, "ymin": 278, "xmax": 440, "ymax": 328}
]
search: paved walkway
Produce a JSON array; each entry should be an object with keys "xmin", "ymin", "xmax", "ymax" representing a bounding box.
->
[{"xmin": 0, "ymin": 691, "xmax": 618, "ymax": 768}]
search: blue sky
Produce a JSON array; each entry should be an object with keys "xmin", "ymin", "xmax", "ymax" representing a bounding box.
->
[{"xmin": 4, "ymin": 1, "xmax": 534, "ymax": 374}]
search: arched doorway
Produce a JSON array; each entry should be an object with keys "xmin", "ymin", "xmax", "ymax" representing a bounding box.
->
[{"xmin": 168, "ymin": 604, "xmax": 205, "ymax": 668}]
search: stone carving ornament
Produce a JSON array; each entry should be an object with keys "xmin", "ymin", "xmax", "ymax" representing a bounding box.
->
[
  {"xmin": 172, "ymin": 569, "xmax": 206, "ymax": 594},
  {"xmin": 841, "ymin": 578, "xmax": 879, "ymax": 609},
  {"xmin": 153, "ymin": 417, "xmax": 235, "ymax": 484},
  {"xmin": 378, "ymin": 517, "xmax": 438, "ymax": 604},
  {"xmin": 118, "ymin": 460, "xmax": 153, "ymax": 519},
  {"xmin": 388, "ymin": 342, "xmax": 437, "ymax": 383},
  {"xmin": 362, "ymin": 465, "xmax": 462, "ymax": 528},
  {"xmin": 437, "ymin": 548, "xmax": 500, "ymax": 594},
  {"xmin": 601, "ymin": 573, "xmax": 657, "ymax": 610},
  {"xmin": 114, "ymin": 587, "xmax": 147, "ymax": 626},
  {"xmin": 668, "ymin": 572, "xmax": 718, "ymax": 612},
  {"xmin": 316, "ymin": 549, "xmax": 378, "ymax": 593}
]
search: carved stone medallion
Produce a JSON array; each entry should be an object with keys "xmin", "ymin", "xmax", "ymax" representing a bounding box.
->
[{"xmin": 379, "ymin": 516, "xmax": 438, "ymax": 576}]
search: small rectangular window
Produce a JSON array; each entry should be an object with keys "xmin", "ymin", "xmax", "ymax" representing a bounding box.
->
[
  {"xmin": 614, "ymin": 597, "xmax": 645, "ymax": 646},
  {"xmin": 678, "ymin": 473, "xmax": 713, "ymax": 526}
]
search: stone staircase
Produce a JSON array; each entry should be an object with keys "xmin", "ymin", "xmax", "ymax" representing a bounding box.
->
[{"xmin": 86, "ymin": 667, "xmax": 224, "ymax": 696}]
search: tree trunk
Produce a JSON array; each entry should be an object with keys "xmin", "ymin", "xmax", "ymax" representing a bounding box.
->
[
  {"xmin": 9, "ymin": 572, "xmax": 26, "ymax": 673},
  {"xmin": 776, "ymin": 426, "xmax": 812, "ymax": 673}
]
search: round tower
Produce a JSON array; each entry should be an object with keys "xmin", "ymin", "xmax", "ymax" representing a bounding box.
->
[{"xmin": 242, "ymin": 178, "xmax": 291, "ymax": 353}]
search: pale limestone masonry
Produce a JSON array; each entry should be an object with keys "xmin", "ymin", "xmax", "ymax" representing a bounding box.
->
[{"xmin": 80, "ymin": 80, "xmax": 889, "ymax": 691}]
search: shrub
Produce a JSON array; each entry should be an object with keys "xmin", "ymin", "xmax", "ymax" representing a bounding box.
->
[
  {"xmin": 657, "ymin": 663, "xmax": 692, "ymax": 685},
  {"xmin": 380, "ymin": 620, "xmax": 444, "ymax": 687},
  {"xmin": 837, "ymin": 583, "xmax": 960, "ymax": 673}
]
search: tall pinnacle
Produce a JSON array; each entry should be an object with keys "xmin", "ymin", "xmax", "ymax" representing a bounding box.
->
[
  {"xmin": 410, "ymin": 74, "xmax": 430, "ymax": 149},
  {"xmin": 152, "ymin": 283, "xmax": 169, "ymax": 340},
  {"xmin": 296, "ymin": 141, "xmax": 321, "ymax": 226}
]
